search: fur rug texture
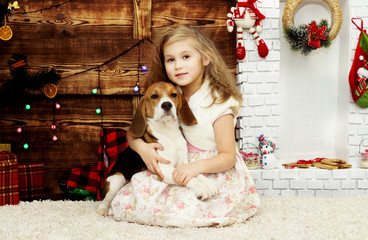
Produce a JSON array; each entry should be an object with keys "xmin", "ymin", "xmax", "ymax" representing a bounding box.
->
[{"xmin": 0, "ymin": 196, "xmax": 367, "ymax": 240}]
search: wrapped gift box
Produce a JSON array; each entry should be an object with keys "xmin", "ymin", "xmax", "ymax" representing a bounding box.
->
[
  {"xmin": 0, "ymin": 151, "xmax": 19, "ymax": 206},
  {"xmin": 0, "ymin": 144, "xmax": 11, "ymax": 152},
  {"xmin": 18, "ymin": 163, "xmax": 45, "ymax": 200},
  {"xmin": 0, "ymin": 151, "xmax": 17, "ymax": 163}
]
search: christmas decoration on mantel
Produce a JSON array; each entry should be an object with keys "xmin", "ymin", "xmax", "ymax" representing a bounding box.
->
[{"xmin": 282, "ymin": 0, "xmax": 342, "ymax": 55}]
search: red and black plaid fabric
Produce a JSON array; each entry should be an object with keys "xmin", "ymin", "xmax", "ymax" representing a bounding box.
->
[
  {"xmin": 58, "ymin": 128, "xmax": 128, "ymax": 200},
  {"xmin": 18, "ymin": 163, "xmax": 45, "ymax": 201},
  {"xmin": 0, "ymin": 151, "xmax": 17, "ymax": 163},
  {"xmin": 0, "ymin": 161, "xmax": 19, "ymax": 206},
  {"xmin": 59, "ymin": 165, "xmax": 99, "ymax": 193},
  {"xmin": 97, "ymin": 128, "xmax": 128, "ymax": 200}
]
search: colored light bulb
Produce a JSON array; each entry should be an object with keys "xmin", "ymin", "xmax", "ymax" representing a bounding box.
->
[
  {"xmin": 23, "ymin": 143, "xmax": 29, "ymax": 149},
  {"xmin": 141, "ymin": 65, "xmax": 148, "ymax": 71},
  {"xmin": 96, "ymin": 108, "xmax": 101, "ymax": 114},
  {"xmin": 25, "ymin": 104, "xmax": 31, "ymax": 110},
  {"xmin": 133, "ymin": 84, "xmax": 139, "ymax": 92},
  {"xmin": 92, "ymin": 88, "xmax": 98, "ymax": 94},
  {"xmin": 53, "ymin": 135, "xmax": 58, "ymax": 141},
  {"xmin": 55, "ymin": 103, "xmax": 61, "ymax": 109},
  {"xmin": 51, "ymin": 124, "xmax": 56, "ymax": 130},
  {"xmin": 17, "ymin": 127, "xmax": 22, "ymax": 133}
]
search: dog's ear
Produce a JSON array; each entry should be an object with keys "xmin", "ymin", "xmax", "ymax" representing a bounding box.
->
[
  {"xmin": 128, "ymin": 97, "xmax": 147, "ymax": 138},
  {"xmin": 178, "ymin": 95, "xmax": 197, "ymax": 126}
]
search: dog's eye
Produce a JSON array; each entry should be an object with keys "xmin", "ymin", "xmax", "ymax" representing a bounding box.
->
[
  {"xmin": 151, "ymin": 94, "xmax": 158, "ymax": 99},
  {"xmin": 170, "ymin": 93, "xmax": 177, "ymax": 98}
]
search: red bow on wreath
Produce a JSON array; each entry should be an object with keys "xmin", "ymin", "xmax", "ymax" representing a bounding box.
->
[{"xmin": 307, "ymin": 21, "xmax": 327, "ymax": 48}]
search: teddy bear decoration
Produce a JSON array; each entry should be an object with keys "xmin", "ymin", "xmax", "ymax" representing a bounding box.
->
[
  {"xmin": 226, "ymin": 0, "xmax": 269, "ymax": 61},
  {"xmin": 258, "ymin": 134, "xmax": 280, "ymax": 170}
]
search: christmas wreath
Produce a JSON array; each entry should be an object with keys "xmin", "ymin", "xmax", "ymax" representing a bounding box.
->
[
  {"xmin": 284, "ymin": 19, "xmax": 331, "ymax": 55},
  {"xmin": 282, "ymin": 0, "xmax": 342, "ymax": 55}
]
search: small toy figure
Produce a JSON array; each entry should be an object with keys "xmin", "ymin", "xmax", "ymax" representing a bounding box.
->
[
  {"xmin": 358, "ymin": 55, "xmax": 368, "ymax": 78},
  {"xmin": 258, "ymin": 134, "xmax": 279, "ymax": 170},
  {"xmin": 227, "ymin": 0, "xmax": 269, "ymax": 61}
]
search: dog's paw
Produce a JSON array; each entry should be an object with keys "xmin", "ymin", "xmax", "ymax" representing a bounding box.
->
[
  {"xmin": 196, "ymin": 174, "xmax": 219, "ymax": 199},
  {"xmin": 187, "ymin": 176, "xmax": 216, "ymax": 201},
  {"xmin": 97, "ymin": 204, "xmax": 109, "ymax": 217}
]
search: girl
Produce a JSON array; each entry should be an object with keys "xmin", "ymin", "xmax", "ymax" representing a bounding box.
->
[{"xmin": 109, "ymin": 25, "xmax": 260, "ymax": 227}]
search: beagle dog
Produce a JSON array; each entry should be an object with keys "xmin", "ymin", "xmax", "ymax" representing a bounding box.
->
[{"xmin": 97, "ymin": 82, "xmax": 218, "ymax": 216}]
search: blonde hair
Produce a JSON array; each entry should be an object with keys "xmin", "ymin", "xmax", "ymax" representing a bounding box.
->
[{"xmin": 146, "ymin": 25, "xmax": 242, "ymax": 105}]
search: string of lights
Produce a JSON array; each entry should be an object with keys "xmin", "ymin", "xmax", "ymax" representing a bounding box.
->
[
  {"xmin": 5, "ymin": 1, "xmax": 153, "ymax": 149},
  {"xmin": 11, "ymin": 0, "xmax": 74, "ymax": 16}
]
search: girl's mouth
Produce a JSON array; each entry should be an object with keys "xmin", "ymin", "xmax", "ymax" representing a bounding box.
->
[{"xmin": 175, "ymin": 73, "xmax": 187, "ymax": 77}]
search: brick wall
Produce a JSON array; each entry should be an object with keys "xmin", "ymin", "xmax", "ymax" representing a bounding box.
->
[
  {"xmin": 236, "ymin": 0, "xmax": 281, "ymax": 149},
  {"xmin": 251, "ymin": 168, "xmax": 368, "ymax": 197},
  {"xmin": 237, "ymin": 0, "xmax": 368, "ymax": 196}
]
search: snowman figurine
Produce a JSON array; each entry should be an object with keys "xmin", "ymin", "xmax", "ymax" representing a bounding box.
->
[
  {"xmin": 226, "ymin": 0, "xmax": 269, "ymax": 61},
  {"xmin": 258, "ymin": 134, "xmax": 280, "ymax": 170}
]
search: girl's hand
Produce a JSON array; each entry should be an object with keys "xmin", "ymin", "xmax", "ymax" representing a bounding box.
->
[
  {"xmin": 172, "ymin": 162, "xmax": 201, "ymax": 186},
  {"xmin": 140, "ymin": 142, "xmax": 170, "ymax": 179}
]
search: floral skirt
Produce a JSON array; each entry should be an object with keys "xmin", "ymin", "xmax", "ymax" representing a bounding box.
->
[{"xmin": 108, "ymin": 150, "xmax": 260, "ymax": 227}]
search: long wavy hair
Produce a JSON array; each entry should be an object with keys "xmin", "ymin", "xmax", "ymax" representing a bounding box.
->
[{"xmin": 146, "ymin": 25, "xmax": 242, "ymax": 106}]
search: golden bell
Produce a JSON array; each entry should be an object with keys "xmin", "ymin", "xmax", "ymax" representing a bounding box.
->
[{"xmin": 8, "ymin": 1, "xmax": 20, "ymax": 10}]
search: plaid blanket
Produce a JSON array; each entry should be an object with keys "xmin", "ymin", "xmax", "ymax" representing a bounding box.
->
[
  {"xmin": 59, "ymin": 128, "xmax": 129, "ymax": 200},
  {"xmin": 97, "ymin": 128, "xmax": 129, "ymax": 200}
]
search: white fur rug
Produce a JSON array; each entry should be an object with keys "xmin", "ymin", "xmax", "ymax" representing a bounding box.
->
[{"xmin": 0, "ymin": 196, "xmax": 367, "ymax": 240}]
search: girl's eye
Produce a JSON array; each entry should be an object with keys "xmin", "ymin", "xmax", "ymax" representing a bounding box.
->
[
  {"xmin": 183, "ymin": 55, "xmax": 190, "ymax": 59},
  {"xmin": 151, "ymin": 94, "xmax": 158, "ymax": 99},
  {"xmin": 166, "ymin": 58, "xmax": 174, "ymax": 63},
  {"xmin": 171, "ymin": 93, "xmax": 177, "ymax": 98}
]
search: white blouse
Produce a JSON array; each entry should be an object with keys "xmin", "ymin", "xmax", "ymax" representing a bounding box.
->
[{"xmin": 178, "ymin": 79, "xmax": 241, "ymax": 151}]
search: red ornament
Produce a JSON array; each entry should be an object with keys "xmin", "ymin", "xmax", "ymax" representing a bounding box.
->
[{"xmin": 307, "ymin": 21, "xmax": 327, "ymax": 49}]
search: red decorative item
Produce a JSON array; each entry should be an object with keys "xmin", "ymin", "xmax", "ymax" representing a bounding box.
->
[
  {"xmin": 227, "ymin": 0, "xmax": 269, "ymax": 61},
  {"xmin": 349, "ymin": 18, "xmax": 368, "ymax": 108},
  {"xmin": 307, "ymin": 21, "xmax": 327, "ymax": 48},
  {"xmin": 10, "ymin": 60, "xmax": 26, "ymax": 70},
  {"xmin": 18, "ymin": 163, "xmax": 45, "ymax": 200},
  {"xmin": 0, "ymin": 151, "xmax": 19, "ymax": 206}
]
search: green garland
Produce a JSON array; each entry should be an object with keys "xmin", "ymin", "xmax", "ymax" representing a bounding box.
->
[{"xmin": 284, "ymin": 19, "xmax": 331, "ymax": 56}]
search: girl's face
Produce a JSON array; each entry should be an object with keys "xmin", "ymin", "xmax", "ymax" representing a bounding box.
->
[{"xmin": 163, "ymin": 38, "xmax": 210, "ymax": 91}]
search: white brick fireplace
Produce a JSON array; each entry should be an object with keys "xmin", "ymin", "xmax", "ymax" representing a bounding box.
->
[{"xmin": 237, "ymin": 0, "xmax": 368, "ymax": 196}]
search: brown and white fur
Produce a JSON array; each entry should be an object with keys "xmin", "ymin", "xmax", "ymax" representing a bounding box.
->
[{"xmin": 97, "ymin": 82, "xmax": 218, "ymax": 216}]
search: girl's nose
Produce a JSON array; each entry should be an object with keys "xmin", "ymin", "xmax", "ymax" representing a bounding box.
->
[{"xmin": 175, "ymin": 60, "xmax": 183, "ymax": 69}]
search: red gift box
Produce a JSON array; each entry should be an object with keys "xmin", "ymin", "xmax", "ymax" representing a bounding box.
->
[
  {"xmin": 0, "ymin": 151, "xmax": 17, "ymax": 163},
  {"xmin": 0, "ymin": 152, "xmax": 19, "ymax": 205},
  {"xmin": 18, "ymin": 163, "xmax": 45, "ymax": 200}
]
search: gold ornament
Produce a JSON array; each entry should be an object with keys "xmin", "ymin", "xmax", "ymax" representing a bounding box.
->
[
  {"xmin": 0, "ymin": 25, "xmax": 13, "ymax": 41},
  {"xmin": 282, "ymin": 0, "xmax": 342, "ymax": 41},
  {"xmin": 44, "ymin": 84, "xmax": 58, "ymax": 98}
]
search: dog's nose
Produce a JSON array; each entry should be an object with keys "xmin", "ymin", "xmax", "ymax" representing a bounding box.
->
[{"xmin": 161, "ymin": 102, "xmax": 172, "ymax": 111}]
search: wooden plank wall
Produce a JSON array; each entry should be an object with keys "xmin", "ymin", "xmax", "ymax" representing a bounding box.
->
[{"xmin": 0, "ymin": 0, "xmax": 236, "ymax": 198}]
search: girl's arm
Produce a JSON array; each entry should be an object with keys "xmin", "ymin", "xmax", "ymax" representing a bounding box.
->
[
  {"xmin": 172, "ymin": 114, "xmax": 236, "ymax": 186},
  {"xmin": 127, "ymin": 133, "xmax": 170, "ymax": 179}
]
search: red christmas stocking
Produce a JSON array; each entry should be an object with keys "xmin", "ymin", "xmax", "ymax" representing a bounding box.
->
[{"xmin": 349, "ymin": 18, "xmax": 368, "ymax": 108}]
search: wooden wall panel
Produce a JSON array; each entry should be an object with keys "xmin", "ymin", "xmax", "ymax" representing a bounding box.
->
[{"xmin": 0, "ymin": 0, "xmax": 236, "ymax": 198}]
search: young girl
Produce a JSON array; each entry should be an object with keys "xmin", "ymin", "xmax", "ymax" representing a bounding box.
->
[{"xmin": 109, "ymin": 25, "xmax": 260, "ymax": 227}]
